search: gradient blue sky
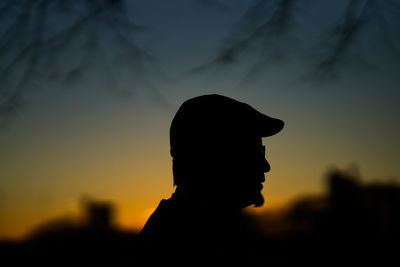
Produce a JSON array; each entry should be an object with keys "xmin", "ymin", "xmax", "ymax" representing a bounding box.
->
[{"xmin": 0, "ymin": 0, "xmax": 399, "ymax": 239}]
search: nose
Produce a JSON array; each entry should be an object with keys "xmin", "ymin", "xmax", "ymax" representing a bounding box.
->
[{"xmin": 262, "ymin": 158, "xmax": 271, "ymax": 173}]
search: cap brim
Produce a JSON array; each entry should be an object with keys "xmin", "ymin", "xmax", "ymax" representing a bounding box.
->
[{"xmin": 256, "ymin": 113, "xmax": 284, "ymax": 137}]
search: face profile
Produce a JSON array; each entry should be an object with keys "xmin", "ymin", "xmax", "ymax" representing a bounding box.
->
[
  {"xmin": 169, "ymin": 94, "xmax": 283, "ymax": 209},
  {"xmin": 226, "ymin": 138, "xmax": 271, "ymax": 208}
]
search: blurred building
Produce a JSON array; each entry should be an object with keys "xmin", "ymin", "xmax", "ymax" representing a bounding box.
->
[{"xmin": 81, "ymin": 197, "xmax": 115, "ymax": 230}]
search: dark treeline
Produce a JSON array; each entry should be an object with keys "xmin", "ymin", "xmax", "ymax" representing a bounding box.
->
[
  {"xmin": 250, "ymin": 168, "xmax": 400, "ymax": 266},
  {"xmin": 1, "ymin": 168, "xmax": 399, "ymax": 266}
]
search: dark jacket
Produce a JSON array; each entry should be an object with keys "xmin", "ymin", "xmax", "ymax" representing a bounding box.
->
[{"xmin": 139, "ymin": 192, "xmax": 258, "ymax": 267}]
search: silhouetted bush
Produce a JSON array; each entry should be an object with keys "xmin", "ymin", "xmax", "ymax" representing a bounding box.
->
[{"xmin": 1, "ymin": 168, "xmax": 399, "ymax": 266}]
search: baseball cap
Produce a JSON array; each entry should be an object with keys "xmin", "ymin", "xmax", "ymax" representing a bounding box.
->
[{"xmin": 170, "ymin": 94, "xmax": 284, "ymax": 158}]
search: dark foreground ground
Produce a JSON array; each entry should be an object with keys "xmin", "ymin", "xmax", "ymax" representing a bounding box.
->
[{"xmin": 1, "ymin": 169, "xmax": 399, "ymax": 266}]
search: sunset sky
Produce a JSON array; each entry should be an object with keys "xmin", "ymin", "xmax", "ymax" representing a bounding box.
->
[{"xmin": 1, "ymin": 0, "xmax": 399, "ymax": 239}]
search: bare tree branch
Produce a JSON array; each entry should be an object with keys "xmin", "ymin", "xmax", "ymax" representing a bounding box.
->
[
  {"xmin": 0, "ymin": 0, "xmax": 170, "ymax": 125},
  {"xmin": 181, "ymin": 0, "xmax": 297, "ymax": 79}
]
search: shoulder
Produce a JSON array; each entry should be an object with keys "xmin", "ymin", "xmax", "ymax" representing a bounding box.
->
[
  {"xmin": 140, "ymin": 198, "xmax": 186, "ymax": 237},
  {"xmin": 140, "ymin": 200, "xmax": 169, "ymax": 238}
]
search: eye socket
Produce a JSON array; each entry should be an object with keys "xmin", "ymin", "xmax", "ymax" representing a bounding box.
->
[
  {"xmin": 227, "ymin": 144, "xmax": 266, "ymax": 161},
  {"xmin": 237, "ymin": 145, "xmax": 266, "ymax": 160}
]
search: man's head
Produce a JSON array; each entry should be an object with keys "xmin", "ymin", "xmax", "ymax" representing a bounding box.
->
[{"xmin": 170, "ymin": 94, "xmax": 284, "ymax": 208}]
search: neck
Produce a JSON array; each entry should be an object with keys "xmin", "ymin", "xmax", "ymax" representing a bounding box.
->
[{"xmin": 172, "ymin": 186, "xmax": 244, "ymax": 214}]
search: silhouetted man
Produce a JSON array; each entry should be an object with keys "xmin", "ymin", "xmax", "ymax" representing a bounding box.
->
[{"xmin": 139, "ymin": 94, "xmax": 284, "ymax": 266}]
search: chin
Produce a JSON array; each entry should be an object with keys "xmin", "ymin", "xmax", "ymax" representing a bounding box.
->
[
  {"xmin": 253, "ymin": 193, "xmax": 264, "ymax": 207},
  {"xmin": 241, "ymin": 191, "xmax": 264, "ymax": 208}
]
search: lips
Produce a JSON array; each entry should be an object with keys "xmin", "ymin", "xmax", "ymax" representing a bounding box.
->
[
  {"xmin": 257, "ymin": 174, "xmax": 265, "ymax": 183},
  {"xmin": 257, "ymin": 183, "xmax": 263, "ymax": 190}
]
